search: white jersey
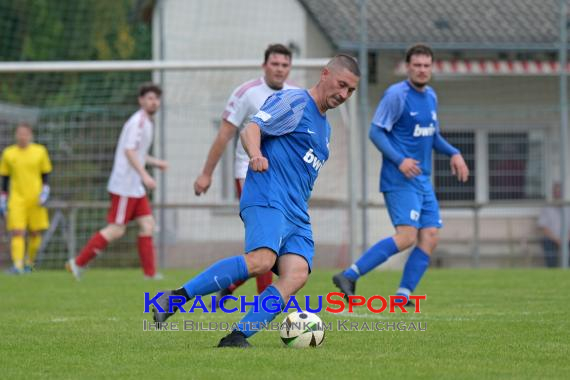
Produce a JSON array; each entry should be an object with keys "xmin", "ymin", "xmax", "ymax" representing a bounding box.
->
[
  {"xmin": 107, "ymin": 110, "xmax": 154, "ymax": 197},
  {"xmin": 222, "ymin": 77, "xmax": 297, "ymax": 178}
]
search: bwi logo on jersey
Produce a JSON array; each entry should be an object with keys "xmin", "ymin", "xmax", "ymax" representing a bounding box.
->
[
  {"xmin": 303, "ymin": 148, "xmax": 325, "ymax": 172},
  {"xmin": 413, "ymin": 123, "xmax": 436, "ymax": 137}
]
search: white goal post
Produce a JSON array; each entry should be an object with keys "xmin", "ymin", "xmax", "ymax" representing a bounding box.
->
[{"xmin": 0, "ymin": 59, "xmax": 330, "ymax": 72}]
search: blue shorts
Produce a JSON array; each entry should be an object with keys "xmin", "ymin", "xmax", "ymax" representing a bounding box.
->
[
  {"xmin": 241, "ymin": 205, "xmax": 313, "ymax": 275},
  {"xmin": 384, "ymin": 190, "xmax": 442, "ymax": 229}
]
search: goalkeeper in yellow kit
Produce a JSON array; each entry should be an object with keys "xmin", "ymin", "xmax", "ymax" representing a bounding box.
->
[{"xmin": 0, "ymin": 123, "xmax": 52, "ymax": 274}]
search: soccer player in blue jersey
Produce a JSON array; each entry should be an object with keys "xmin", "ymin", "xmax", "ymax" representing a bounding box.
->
[
  {"xmin": 152, "ymin": 55, "xmax": 360, "ymax": 347},
  {"xmin": 333, "ymin": 44, "xmax": 469, "ymax": 306}
]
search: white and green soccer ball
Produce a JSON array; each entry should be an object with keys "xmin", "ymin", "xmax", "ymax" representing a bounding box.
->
[{"xmin": 280, "ymin": 311, "xmax": 325, "ymax": 348}]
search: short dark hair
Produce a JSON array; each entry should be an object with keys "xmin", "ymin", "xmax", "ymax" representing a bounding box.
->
[
  {"xmin": 138, "ymin": 82, "xmax": 162, "ymax": 97},
  {"xmin": 16, "ymin": 122, "xmax": 33, "ymax": 132},
  {"xmin": 264, "ymin": 44, "xmax": 292, "ymax": 64},
  {"xmin": 327, "ymin": 54, "xmax": 361, "ymax": 77},
  {"xmin": 405, "ymin": 44, "xmax": 434, "ymax": 63}
]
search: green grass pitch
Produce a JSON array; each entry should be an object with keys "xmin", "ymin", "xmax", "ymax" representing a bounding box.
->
[{"xmin": 1, "ymin": 268, "xmax": 569, "ymax": 379}]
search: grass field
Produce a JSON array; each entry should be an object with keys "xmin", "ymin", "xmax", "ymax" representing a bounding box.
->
[{"xmin": 2, "ymin": 268, "xmax": 569, "ymax": 379}]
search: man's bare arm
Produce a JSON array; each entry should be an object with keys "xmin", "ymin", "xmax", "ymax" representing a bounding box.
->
[
  {"xmin": 240, "ymin": 122, "xmax": 262, "ymax": 158},
  {"xmin": 240, "ymin": 122, "xmax": 267, "ymax": 172},
  {"xmin": 145, "ymin": 155, "xmax": 168, "ymax": 170},
  {"xmin": 126, "ymin": 149, "xmax": 156, "ymax": 190},
  {"xmin": 194, "ymin": 120, "xmax": 237, "ymax": 195}
]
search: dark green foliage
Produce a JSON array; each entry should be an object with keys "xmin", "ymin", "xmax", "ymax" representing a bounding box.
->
[{"xmin": 0, "ymin": 0, "xmax": 153, "ymax": 106}]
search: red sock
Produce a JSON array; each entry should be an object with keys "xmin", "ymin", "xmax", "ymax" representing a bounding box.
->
[
  {"xmin": 227, "ymin": 280, "xmax": 245, "ymax": 293},
  {"xmin": 76, "ymin": 232, "xmax": 108, "ymax": 267},
  {"xmin": 138, "ymin": 236, "xmax": 156, "ymax": 276},
  {"xmin": 256, "ymin": 271, "xmax": 273, "ymax": 293}
]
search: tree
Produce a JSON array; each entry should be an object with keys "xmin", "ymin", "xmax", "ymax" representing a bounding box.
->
[{"xmin": 0, "ymin": 0, "xmax": 153, "ymax": 106}]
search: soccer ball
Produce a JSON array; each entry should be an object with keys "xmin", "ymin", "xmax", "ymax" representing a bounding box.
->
[{"xmin": 280, "ymin": 311, "xmax": 325, "ymax": 348}]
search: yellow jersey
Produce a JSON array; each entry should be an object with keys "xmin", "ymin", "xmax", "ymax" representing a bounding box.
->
[{"xmin": 0, "ymin": 143, "xmax": 52, "ymax": 206}]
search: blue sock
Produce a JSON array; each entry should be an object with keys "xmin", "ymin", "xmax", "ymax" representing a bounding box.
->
[
  {"xmin": 343, "ymin": 237, "xmax": 399, "ymax": 280},
  {"xmin": 236, "ymin": 285, "xmax": 284, "ymax": 338},
  {"xmin": 397, "ymin": 247, "xmax": 431, "ymax": 299},
  {"xmin": 183, "ymin": 256, "xmax": 249, "ymax": 298}
]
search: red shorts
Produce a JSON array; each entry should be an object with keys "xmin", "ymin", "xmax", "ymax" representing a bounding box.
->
[{"xmin": 107, "ymin": 193, "xmax": 152, "ymax": 225}]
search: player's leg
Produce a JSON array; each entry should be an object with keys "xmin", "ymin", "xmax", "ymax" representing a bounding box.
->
[
  {"xmin": 153, "ymin": 249, "xmax": 273, "ymax": 327},
  {"xmin": 272, "ymin": 254, "xmax": 309, "ymax": 300},
  {"xmin": 67, "ymin": 193, "xmax": 132, "ymax": 278},
  {"xmin": 396, "ymin": 227, "xmax": 437, "ymax": 304},
  {"xmin": 134, "ymin": 195, "xmax": 159, "ymax": 278},
  {"xmin": 541, "ymin": 238, "xmax": 558, "ymax": 268},
  {"xmin": 6, "ymin": 203, "xmax": 27, "ymax": 274},
  {"xmin": 219, "ymin": 254, "xmax": 309, "ymax": 348},
  {"xmin": 135, "ymin": 215, "xmax": 159, "ymax": 278},
  {"xmin": 255, "ymin": 271, "xmax": 273, "ymax": 293},
  {"xmin": 26, "ymin": 231, "xmax": 42, "ymax": 271},
  {"xmin": 219, "ymin": 224, "xmax": 313, "ymax": 347},
  {"xmin": 76, "ymin": 224, "xmax": 126, "ymax": 265},
  {"xmin": 8, "ymin": 230, "xmax": 26, "ymax": 274},
  {"xmin": 333, "ymin": 191, "xmax": 420, "ymax": 297},
  {"xmin": 216, "ymin": 178, "xmax": 248, "ymax": 303},
  {"xmin": 67, "ymin": 223, "xmax": 126, "ymax": 279},
  {"xmin": 183, "ymin": 249, "xmax": 273, "ymax": 300},
  {"xmin": 219, "ymin": 178, "xmax": 274, "ymax": 298},
  {"xmin": 26, "ymin": 204, "xmax": 50, "ymax": 271},
  {"xmin": 152, "ymin": 206, "xmax": 284, "ymax": 325},
  {"xmin": 396, "ymin": 191, "xmax": 442, "ymax": 303},
  {"xmin": 249, "ymin": 168, "xmax": 272, "ymax": 293}
]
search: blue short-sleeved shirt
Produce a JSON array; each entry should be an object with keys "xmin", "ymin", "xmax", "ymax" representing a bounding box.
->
[
  {"xmin": 240, "ymin": 89, "xmax": 331, "ymax": 229},
  {"xmin": 371, "ymin": 80, "xmax": 439, "ymax": 194}
]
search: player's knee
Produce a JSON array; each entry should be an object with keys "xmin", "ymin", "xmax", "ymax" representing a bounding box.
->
[
  {"xmin": 428, "ymin": 232, "xmax": 439, "ymax": 247},
  {"xmin": 419, "ymin": 229, "xmax": 439, "ymax": 251},
  {"xmin": 245, "ymin": 250, "xmax": 276, "ymax": 276},
  {"xmin": 396, "ymin": 231, "xmax": 417, "ymax": 250},
  {"xmin": 138, "ymin": 218, "xmax": 155, "ymax": 236},
  {"xmin": 278, "ymin": 270, "xmax": 309, "ymax": 297},
  {"xmin": 288, "ymin": 271, "xmax": 309, "ymax": 289},
  {"xmin": 101, "ymin": 224, "xmax": 126, "ymax": 241}
]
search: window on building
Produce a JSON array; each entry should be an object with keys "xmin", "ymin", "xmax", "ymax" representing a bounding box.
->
[{"xmin": 488, "ymin": 132, "xmax": 544, "ymax": 200}]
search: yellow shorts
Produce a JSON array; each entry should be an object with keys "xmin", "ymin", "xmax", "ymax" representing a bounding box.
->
[{"xmin": 7, "ymin": 203, "xmax": 49, "ymax": 231}]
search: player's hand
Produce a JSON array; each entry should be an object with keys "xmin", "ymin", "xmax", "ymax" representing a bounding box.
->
[
  {"xmin": 142, "ymin": 172, "xmax": 157, "ymax": 190},
  {"xmin": 398, "ymin": 158, "xmax": 422, "ymax": 179},
  {"xmin": 154, "ymin": 159, "xmax": 168, "ymax": 171},
  {"xmin": 250, "ymin": 155, "xmax": 269, "ymax": 172},
  {"xmin": 450, "ymin": 154, "xmax": 469, "ymax": 183},
  {"xmin": 0, "ymin": 192, "xmax": 7, "ymax": 217},
  {"xmin": 39, "ymin": 184, "xmax": 50, "ymax": 205},
  {"xmin": 194, "ymin": 174, "xmax": 212, "ymax": 196}
]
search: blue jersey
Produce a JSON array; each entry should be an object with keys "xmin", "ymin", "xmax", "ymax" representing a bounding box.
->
[
  {"xmin": 240, "ymin": 89, "xmax": 331, "ymax": 228},
  {"xmin": 372, "ymin": 80, "xmax": 439, "ymax": 194}
]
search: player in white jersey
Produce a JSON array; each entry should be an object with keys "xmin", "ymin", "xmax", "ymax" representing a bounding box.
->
[
  {"xmin": 193, "ymin": 44, "xmax": 295, "ymax": 299},
  {"xmin": 66, "ymin": 83, "xmax": 168, "ymax": 280}
]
